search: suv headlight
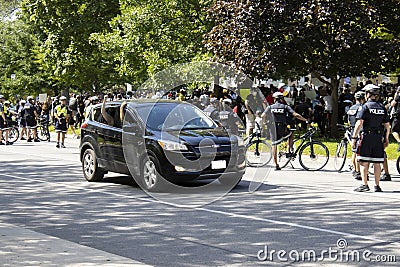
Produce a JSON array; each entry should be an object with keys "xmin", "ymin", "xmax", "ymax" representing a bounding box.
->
[{"xmin": 158, "ymin": 141, "xmax": 188, "ymax": 151}]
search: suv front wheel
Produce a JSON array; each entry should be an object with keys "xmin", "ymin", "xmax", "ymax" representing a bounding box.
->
[
  {"xmin": 141, "ymin": 155, "xmax": 166, "ymax": 192},
  {"xmin": 82, "ymin": 148, "xmax": 104, "ymax": 182}
]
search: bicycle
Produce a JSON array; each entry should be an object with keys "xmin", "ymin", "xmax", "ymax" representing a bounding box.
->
[
  {"xmin": 36, "ymin": 115, "xmax": 51, "ymax": 142},
  {"xmin": 333, "ymin": 124, "xmax": 353, "ymax": 172},
  {"xmin": 2, "ymin": 120, "xmax": 19, "ymax": 143},
  {"xmin": 244, "ymin": 122, "xmax": 273, "ymax": 167},
  {"xmin": 276, "ymin": 126, "xmax": 329, "ymax": 171}
]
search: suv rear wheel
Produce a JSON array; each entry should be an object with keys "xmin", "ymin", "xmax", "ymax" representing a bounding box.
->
[{"xmin": 82, "ymin": 148, "xmax": 104, "ymax": 182}]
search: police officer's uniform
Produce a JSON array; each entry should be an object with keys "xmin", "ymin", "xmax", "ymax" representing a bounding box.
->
[
  {"xmin": 356, "ymin": 100, "xmax": 389, "ymax": 163},
  {"xmin": 54, "ymin": 104, "xmax": 68, "ymax": 133},
  {"xmin": 218, "ymin": 105, "xmax": 240, "ymax": 135},
  {"xmin": 24, "ymin": 101, "xmax": 37, "ymax": 128},
  {"xmin": 263, "ymin": 102, "xmax": 294, "ymax": 143},
  {"xmin": 3, "ymin": 104, "xmax": 12, "ymax": 129}
]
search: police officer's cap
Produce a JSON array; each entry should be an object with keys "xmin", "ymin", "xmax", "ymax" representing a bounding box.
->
[
  {"xmin": 60, "ymin": 96, "xmax": 67, "ymax": 101},
  {"xmin": 272, "ymin": 92, "xmax": 284, "ymax": 99},
  {"xmin": 4, "ymin": 100, "xmax": 10, "ymax": 105},
  {"xmin": 91, "ymin": 96, "xmax": 99, "ymax": 101},
  {"xmin": 27, "ymin": 96, "xmax": 34, "ymax": 101},
  {"xmin": 362, "ymin": 84, "xmax": 380, "ymax": 95},
  {"xmin": 354, "ymin": 91, "xmax": 365, "ymax": 99},
  {"xmin": 0, "ymin": 95, "xmax": 4, "ymax": 99}
]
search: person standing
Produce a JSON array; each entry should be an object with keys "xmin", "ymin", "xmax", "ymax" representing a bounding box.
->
[
  {"xmin": 245, "ymin": 88, "xmax": 265, "ymax": 136},
  {"xmin": 24, "ymin": 96, "xmax": 39, "ymax": 142},
  {"xmin": 54, "ymin": 96, "xmax": 69, "ymax": 148},
  {"xmin": 18, "ymin": 100, "xmax": 28, "ymax": 140},
  {"xmin": 262, "ymin": 92, "xmax": 308, "ymax": 170},
  {"xmin": 347, "ymin": 91, "xmax": 365, "ymax": 180},
  {"xmin": 389, "ymin": 86, "xmax": 400, "ymax": 151},
  {"xmin": 0, "ymin": 95, "xmax": 6, "ymax": 145},
  {"xmin": 352, "ymin": 85, "xmax": 390, "ymax": 192}
]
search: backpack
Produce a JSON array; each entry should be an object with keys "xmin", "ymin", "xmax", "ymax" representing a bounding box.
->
[{"xmin": 69, "ymin": 98, "xmax": 77, "ymax": 111}]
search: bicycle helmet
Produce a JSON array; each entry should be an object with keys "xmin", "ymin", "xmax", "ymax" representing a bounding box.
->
[
  {"xmin": 0, "ymin": 95, "xmax": 4, "ymax": 99},
  {"xmin": 59, "ymin": 96, "xmax": 67, "ymax": 101}
]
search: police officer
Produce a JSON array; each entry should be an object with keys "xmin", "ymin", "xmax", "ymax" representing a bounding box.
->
[
  {"xmin": 352, "ymin": 84, "xmax": 390, "ymax": 192},
  {"xmin": 24, "ymin": 96, "xmax": 39, "ymax": 142},
  {"xmin": 0, "ymin": 95, "xmax": 6, "ymax": 145},
  {"xmin": 203, "ymin": 97, "xmax": 220, "ymax": 122},
  {"xmin": 218, "ymin": 98, "xmax": 241, "ymax": 135},
  {"xmin": 54, "ymin": 96, "xmax": 69, "ymax": 148},
  {"xmin": 18, "ymin": 100, "xmax": 28, "ymax": 140},
  {"xmin": 262, "ymin": 92, "xmax": 308, "ymax": 170},
  {"xmin": 347, "ymin": 91, "xmax": 366, "ymax": 180}
]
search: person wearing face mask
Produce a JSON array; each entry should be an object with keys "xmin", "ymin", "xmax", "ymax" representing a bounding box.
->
[
  {"xmin": 245, "ymin": 88, "xmax": 265, "ymax": 136},
  {"xmin": 54, "ymin": 96, "xmax": 69, "ymax": 148}
]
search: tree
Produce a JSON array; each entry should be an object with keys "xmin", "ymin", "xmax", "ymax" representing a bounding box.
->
[
  {"xmin": 21, "ymin": 0, "xmax": 121, "ymax": 92},
  {"xmin": 205, "ymin": 0, "xmax": 400, "ymax": 136},
  {"xmin": 92, "ymin": 0, "xmax": 213, "ymax": 88}
]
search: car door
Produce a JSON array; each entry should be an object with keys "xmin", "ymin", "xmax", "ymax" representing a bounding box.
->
[{"xmin": 121, "ymin": 107, "xmax": 145, "ymax": 177}]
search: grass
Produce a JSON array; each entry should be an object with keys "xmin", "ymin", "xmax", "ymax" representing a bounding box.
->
[{"xmin": 321, "ymin": 138, "xmax": 399, "ymax": 161}]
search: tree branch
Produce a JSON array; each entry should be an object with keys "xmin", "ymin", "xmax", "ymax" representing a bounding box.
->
[{"xmin": 312, "ymin": 72, "xmax": 333, "ymax": 88}]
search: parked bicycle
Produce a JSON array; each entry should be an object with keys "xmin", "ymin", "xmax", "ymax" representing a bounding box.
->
[
  {"xmin": 36, "ymin": 115, "xmax": 51, "ymax": 142},
  {"xmin": 276, "ymin": 126, "xmax": 329, "ymax": 171},
  {"xmin": 244, "ymin": 122, "xmax": 272, "ymax": 167},
  {"xmin": 333, "ymin": 124, "xmax": 352, "ymax": 172}
]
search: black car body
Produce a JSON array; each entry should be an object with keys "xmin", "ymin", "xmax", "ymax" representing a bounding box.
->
[{"xmin": 79, "ymin": 99, "xmax": 246, "ymax": 191}]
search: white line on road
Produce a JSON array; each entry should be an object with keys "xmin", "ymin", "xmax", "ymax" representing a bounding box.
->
[{"xmin": 2, "ymin": 172, "xmax": 400, "ymax": 249}]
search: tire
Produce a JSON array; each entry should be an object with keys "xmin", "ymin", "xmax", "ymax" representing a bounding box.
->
[
  {"xmin": 299, "ymin": 141, "xmax": 329, "ymax": 171},
  {"xmin": 277, "ymin": 141, "xmax": 292, "ymax": 169},
  {"xmin": 82, "ymin": 149, "xmax": 104, "ymax": 182},
  {"xmin": 37, "ymin": 126, "xmax": 50, "ymax": 141},
  {"xmin": 6, "ymin": 127, "xmax": 19, "ymax": 143},
  {"xmin": 333, "ymin": 140, "xmax": 347, "ymax": 172},
  {"xmin": 245, "ymin": 140, "xmax": 272, "ymax": 167},
  {"xmin": 141, "ymin": 154, "xmax": 166, "ymax": 192},
  {"xmin": 397, "ymin": 156, "xmax": 400, "ymax": 175}
]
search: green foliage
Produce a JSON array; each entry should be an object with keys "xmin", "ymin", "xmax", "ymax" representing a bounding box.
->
[
  {"xmin": 21, "ymin": 0, "xmax": 122, "ymax": 92},
  {"xmin": 205, "ymin": 0, "xmax": 399, "ymax": 81},
  {"xmin": 92, "ymin": 0, "xmax": 213, "ymax": 87},
  {"xmin": 0, "ymin": 19, "xmax": 47, "ymax": 99}
]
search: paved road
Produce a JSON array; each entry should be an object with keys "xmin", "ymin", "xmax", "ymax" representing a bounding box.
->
[{"xmin": 0, "ymin": 137, "xmax": 400, "ymax": 266}]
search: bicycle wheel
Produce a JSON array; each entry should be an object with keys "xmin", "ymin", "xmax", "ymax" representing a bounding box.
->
[
  {"xmin": 277, "ymin": 141, "xmax": 292, "ymax": 169},
  {"xmin": 245, "ymin": 140, "xmax": 272, "ymax": 167},
  {"xmin": 299, "ymin": 141, "xmax": 329, "ymax": 171},
  {"xmin": 6, "ymin": 127, "xmax": 19, "ymax": 143},
  {"xmin": 37, "ymin": 125, "xmax": 50, "ymax": 141},
  {"xmin": 333, "ymin": 140, "xmax": 347, "ymax": 172}
]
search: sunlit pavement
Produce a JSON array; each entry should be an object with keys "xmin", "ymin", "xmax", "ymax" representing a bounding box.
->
[{"xmin": 0, "ymin": 136, "xmax": 399, "ymax": 266}]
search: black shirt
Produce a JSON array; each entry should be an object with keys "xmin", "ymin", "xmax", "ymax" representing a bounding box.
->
[
  {"xmin": 263, "ymin": 102, "xmax": 295, "ymax": 124},
  {"xmin": 356, "ymin": 100, "xmax": 389, "ymax": 132}
]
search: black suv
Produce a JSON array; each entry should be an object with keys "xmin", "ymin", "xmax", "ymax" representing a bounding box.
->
[{"xmin": 79, "ymin": 99, "xmax": 246, "ymax": 191}]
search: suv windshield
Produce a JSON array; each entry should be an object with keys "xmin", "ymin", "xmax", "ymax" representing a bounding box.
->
[{"xmin": 135, "ymin": 102, "xmax": 216, "ymax": 131}]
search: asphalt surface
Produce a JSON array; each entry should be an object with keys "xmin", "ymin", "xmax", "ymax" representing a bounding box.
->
[{"xmin": 1, "ymin": 136, "xmax": 400, "ymax": 266}]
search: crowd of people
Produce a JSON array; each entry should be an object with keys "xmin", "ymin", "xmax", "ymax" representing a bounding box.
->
[{"xmin": 1, "ymin": 80, "xmax": 399, "ymax": 190}]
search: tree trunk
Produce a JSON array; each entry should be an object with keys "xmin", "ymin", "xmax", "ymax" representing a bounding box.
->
[{"xmin": 330, "ymin": 77, "xmax": 340, "ymax": 138}]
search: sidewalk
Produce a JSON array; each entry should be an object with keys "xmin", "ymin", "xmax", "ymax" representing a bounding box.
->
[{"xmin": 0, "ymin": 222, "xmax": 151, "ymax": 267}]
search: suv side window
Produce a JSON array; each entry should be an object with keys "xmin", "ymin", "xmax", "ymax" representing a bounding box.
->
[{"xmin": 92, "ymin": 107, "xmax": 104, "ymax": 123}]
